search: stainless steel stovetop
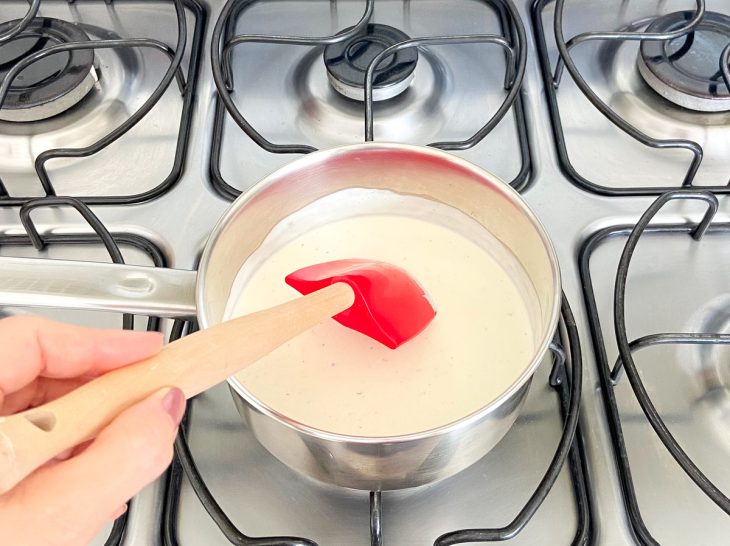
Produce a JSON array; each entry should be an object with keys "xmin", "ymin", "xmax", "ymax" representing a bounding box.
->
[{"xmin": 0, "ymin": 1, "xmax": 729, "ymax": 545}]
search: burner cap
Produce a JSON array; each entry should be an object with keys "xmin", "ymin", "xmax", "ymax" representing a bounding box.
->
[
  {"xmin": 324, "ymin": 23, "xmax": 418, "ymax": 102},
  {"xmin": 638, "ymin": 11, "xmax": 730, "ymax": 113},
  {"xmin": 0, "ymin": 18, "xmax": 96, "ymax": 122}
]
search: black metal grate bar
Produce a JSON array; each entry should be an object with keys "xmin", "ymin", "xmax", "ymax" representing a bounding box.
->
[
  {"xmin": 532, "ymin": 0, "xmax": 730, "ymax": 196},
  {"xmin": 208, "ymin": 95, "xmax": 240, "ymax": 201},
  {"xmin": 612, "ymin": 190, "xmax": 730, "ymax": 515},
  {"xmin": 0, "ymin": 0, "xmax": 206, "ymax": 206},
  {"xmin": 370, "ymin": 491, "xmax": 382, "ymax": 546},
  {"xmin": 610, "ymin": 333, "xmax": 730, "ymax": 385},
  {"xmin": 0, "ymin": 0, "xmax": 41, "ymax": 43},
  {"xmin": 363, "ymin": 1, "xmax": 526, "ymax": 153},
  {"xmin": 364, "ymin": 34, "xmax": 518, "ymax": 146},
  {"xmin": 580, "ymin": 191, "xmax": 730, "ymax": 544},
  {"xmin": 722, "ymin": 44, "xmax": 730, "ymax": 99},
  {"xmin": 209, "ymin": 0, "xmax": 531, "ymax": 200}
]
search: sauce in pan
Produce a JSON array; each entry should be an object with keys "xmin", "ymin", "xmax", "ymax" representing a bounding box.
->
[{"xmin": 227, "ymin": 213, "xmax": 536, "ymax": 437}]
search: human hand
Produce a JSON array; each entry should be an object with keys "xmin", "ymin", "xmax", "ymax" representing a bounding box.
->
[{"xmin": 0, "ymin": 316, "xmax": 186, "ymax": 546}]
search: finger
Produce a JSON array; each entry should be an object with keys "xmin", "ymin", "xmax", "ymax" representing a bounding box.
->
[
  {"xmin": 0, "ymin": 316, "xmax": 163, "ymax": 397},
  {"xmin": 0, "ymin": 387, "xmax": 185, "ymax": 546},
  {"xmin": 53, "ymin": 440, "xmax": 94, "ymax": 463},
  {"xmin": 0, "ymin": 377, "xmax": 86, "ymax": 416}
]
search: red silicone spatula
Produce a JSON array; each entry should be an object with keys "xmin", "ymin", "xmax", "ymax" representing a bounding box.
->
[
  {"xmin": 286, "ymin": 258, "xmax": 436, "ymax": 349},
  {"xmin": 0, "ymin": 259, "xmax": 435, "ymax": 494}
]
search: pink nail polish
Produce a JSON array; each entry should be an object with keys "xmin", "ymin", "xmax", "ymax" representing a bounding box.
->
[{"xmin": 161, "ymin": 387, "xmax": 186, "ymax": 426}]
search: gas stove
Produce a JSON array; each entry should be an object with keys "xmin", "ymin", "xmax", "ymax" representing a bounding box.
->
[{"xmin": 0, "ymin": 1, "xmax": 728, "ymax": 545}]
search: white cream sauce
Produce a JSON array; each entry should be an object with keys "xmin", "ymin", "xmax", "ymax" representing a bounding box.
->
[{"xmin": 227, "ymin": 213, "xmax": 536, "ymax": 437}]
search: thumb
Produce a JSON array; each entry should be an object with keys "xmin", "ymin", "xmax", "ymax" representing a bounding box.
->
[{"xmin": 0, "ymin": 387, "xmax": 185, "ymax": 546}]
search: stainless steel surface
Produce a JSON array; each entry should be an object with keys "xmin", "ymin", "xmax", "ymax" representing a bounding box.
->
[
  {"xmin": 210, "ymin": 143, "xmax": 560, "ymax": 490},
  {"xmin": 0, "ymin": 0, "xmax": 728, "ymax": 544},
  {"xmin": 537, "ymin": 0, "xmax": 730, "ymax": 189},
  {"xmin": 0, "ymin": 257, "xmax": 196, "ymax": 317}
]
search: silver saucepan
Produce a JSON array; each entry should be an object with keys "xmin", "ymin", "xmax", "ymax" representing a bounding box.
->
[{"xmin": 0, "ymin": 143, "xmax": 560, "ymax": 490}]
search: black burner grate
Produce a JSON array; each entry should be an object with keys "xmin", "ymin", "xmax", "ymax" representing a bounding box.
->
[
  {"xmin": 532, "ymin": 0, "xmax": 730, "ymax": 196},
  {"xmin": 0, "ymin": 0, "xmax": 206, "ymax": 206},
  {"xmin": 209, "ymin": 0, "xmax": 532, "ymax": 201},
  {"xmin": 580, "ymin": 189, "xmax": 730, "ymax": 544}
]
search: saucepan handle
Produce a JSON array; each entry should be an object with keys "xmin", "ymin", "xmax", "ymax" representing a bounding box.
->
[{"xmin": 0, "ymin": 257, "xmax": 197, "ymax": 318}]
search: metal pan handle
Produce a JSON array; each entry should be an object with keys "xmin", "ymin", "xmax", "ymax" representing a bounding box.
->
[{"xmin": 0, "ymin": 257, "xmax": 197, "ymax": 318}]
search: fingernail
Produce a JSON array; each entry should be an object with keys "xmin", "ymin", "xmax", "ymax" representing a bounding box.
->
[
  {"xmin": 160, "ymin": 387, "xmax": 186, "ymax": 426},
  {"xmin": 111, "ymin": 503, "xmax": 128, "ymax": 520}
]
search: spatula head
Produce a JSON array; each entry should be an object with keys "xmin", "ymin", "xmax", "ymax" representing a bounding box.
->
[{"xmin": 285, "ymin": 259, "xmax": 436, "ymax": 349}]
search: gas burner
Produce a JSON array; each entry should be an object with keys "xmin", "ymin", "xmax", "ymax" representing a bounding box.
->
[
  {"xmin": 0, "ymin": 18, "xmax": 97, "ymax": 122},
  {"xmin": 323, "ymin": 23, "xmax": 417, "ymax": 102},
  {"xmin": 638, "ymin": 11, "xmax": 730, "ymax": 113}
]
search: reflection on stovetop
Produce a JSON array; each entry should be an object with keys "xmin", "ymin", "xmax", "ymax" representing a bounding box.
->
[{"xmin": 0, "ymin": 0, "xmax": 205, "ymax": 205}]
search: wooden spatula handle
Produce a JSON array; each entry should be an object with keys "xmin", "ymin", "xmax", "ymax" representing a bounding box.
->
[{"xmin": 0, "ymin": 283, "xmax": 354, "ymax": 495}]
